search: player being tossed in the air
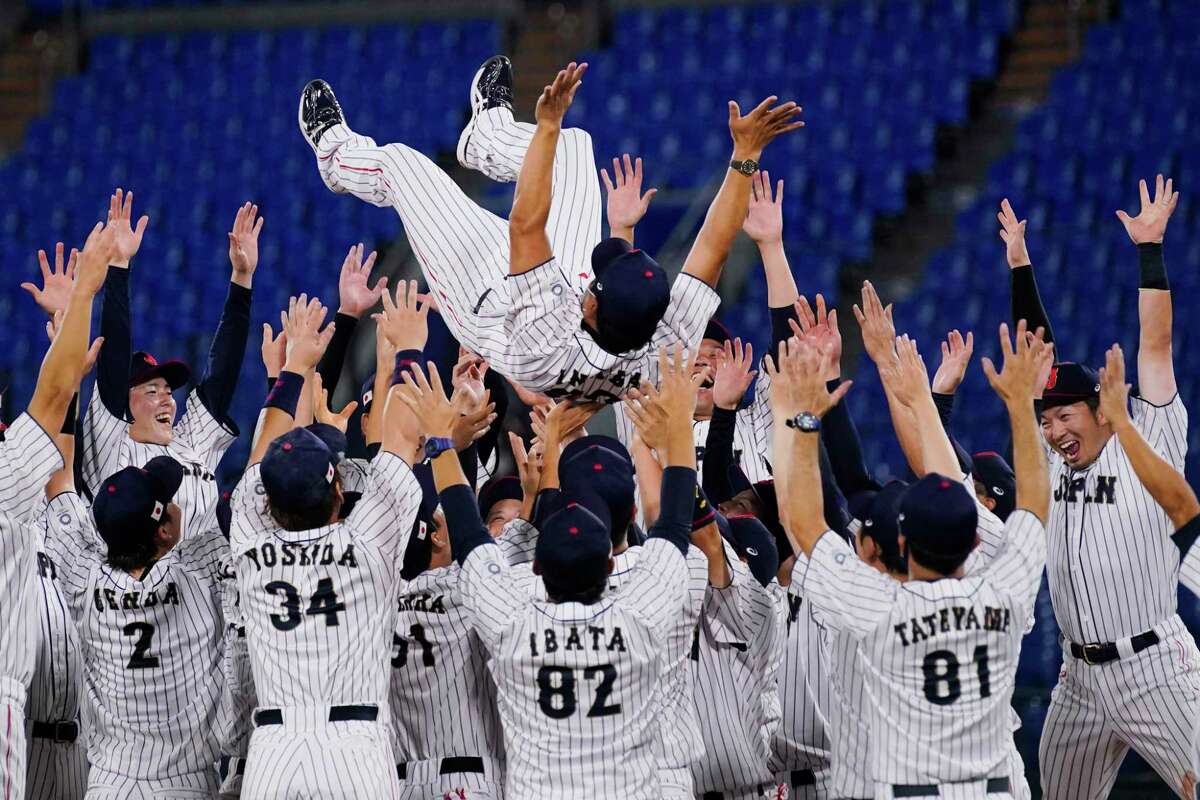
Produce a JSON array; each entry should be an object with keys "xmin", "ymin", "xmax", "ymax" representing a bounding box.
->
[{"xmin": 301, "ymin": 57, "xmax": 801, "ymax": 403}]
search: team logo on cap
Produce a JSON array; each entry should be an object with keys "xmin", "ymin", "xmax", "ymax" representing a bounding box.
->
[
  {"xmin": 362, "ymin": 389, "xmax": 373, "ymax": 406},
  {"xmin": 325, "ymin": 464, "xmax": 335, "ymax": 484},
  {"xmin": 151, "ymin": 501, "xmax": 164, "ymax": 522},
  {"xmin": 746, "ymin": 547, "xmax": 759, "ymax": 556},
  {"xmin": 1045, "ymin": 367, "xmax": 1059, "ymax": 390},
  {"xmin": 145, "ymin": 354, "xmax": 159, "ymax": 366}
]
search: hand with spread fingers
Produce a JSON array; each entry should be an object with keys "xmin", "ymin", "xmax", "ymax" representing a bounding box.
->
[
  {"xmin": 980, "ymin": 320, "xmax": 1046, "ymax": 409},
  {"xmin": 1116, "ymin": 174, "xmax": 1179, "ymax": 245},
  {"xmin": 711, "ymin": 338, "xmax": 756, "ymax": 411},
  {"xmin": 106, "ymin": 188, "xmax": 150, "ymax": 269},
  {"xmin": 624, "ymin": 384, "xmax": 671, "ymax": 453},
  {"xmin": 337, "ymin": 243, "xmax": 388, "ymax": 318},
  {"xmin": 997, "ymin": 198, "xmax": 1030, "ymax": 269},
  {"xmin": 74, "ymin": 221, "xmax": 121, "ymax": 298},
  {"xmin": 394, "ymin": 362, "xmax": 458, "ymax": 440},
  {"xmin": 601, "ymin": 154, "xmax": 657, "ymax": 238},
  {"xmin": 450, "ymin": 387, "xmax": 497, "ymax": 452},
  {"xmin": 21, "ymin": 243, "xmax": 78, "ymax": 317},
  {"xmin": 1096, "ymin": 343, "xmax": 1132, "ymax": 427},
  {"xmin": 281, "ymin": 294, "xmax": 335, "ymax": 374},
  {"xmin": 853, "ymin": 280, "xmax": 897, "ymax": 367},
  {"xmin": 228, "ymin": 202, "xmax": 264, "ymax": 287},
  {"xmin": 374, "ymin": 280, "xmax": 430, "ymax": 352},
  {"xmin": 791, "ymin": 293, "xmax": 841, "ymax": 380},
  {"xmin": 728, "ymin": 95, "xmax": 805, "ymax": 159},
  {"xmin": 311, "ymin": 372, "xmax": 358, "ymax": 433},
  {"xmin": 535, "ymin": 61, "xmax": 588, "ymax": 128},
  {"xmin": 45, "ymin": 310, "xmax": 104, "ymax": 375},
  {"xmin": 742, "ymin": 170, "xmax": 784, "ymax": 245},
  {"xmin": 766, "ymin": 337, "xmax": 851, "ymax": 422},
  {"xmin": 261, "ymin": 323, "xmax": 287, "ymax": 380},
  {"xmin": 931, "ymin": 329, "xmax": 974, "ymax": 395},
  {"xmin": 878, "ymin": 335, "xmax": 932, "ymax": 409}
]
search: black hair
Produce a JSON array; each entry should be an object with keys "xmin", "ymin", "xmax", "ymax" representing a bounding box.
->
[
  {"xmin": 906, "ymin": 542, "xmax": 969, "ymax": 577},
  {"xmin": 1085, "ymin": 396, "xmax": 1100, "ymax": 414},
  {"xmin": 545, "ymin": 578, "xmax": 607, "ymax": 606},
  {"xmin": 860, "ymin": 528, "xmax": 906, "ymax": 575},
  {"xmin": 268, "ymin": 475, "xmax": 342, "ymax": 532},
  {"xmin": 106, "ymin": 509, "xmax": 170, "ymax": 573}
]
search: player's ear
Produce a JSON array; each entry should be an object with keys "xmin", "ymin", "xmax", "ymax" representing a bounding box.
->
[
  {"xmin": 531, "ymin": 559, "xmax": 542, "ymax": 576},
  {"xmin": 983, "ymin": 496, "xmax": 997, "ymax": 512}
]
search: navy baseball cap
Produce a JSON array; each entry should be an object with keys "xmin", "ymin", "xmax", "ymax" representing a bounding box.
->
[
  {"xmin": 849, "ymin": 480, "xmax": 909, "ymax": 572},
  {"xmin": 587, "ymin": 238, "xmax": 670, "ymax": 355},
  {"xmin": 129, "ymin": 351, "xmax": 190, "ymax": 390},
  {"xmin": 479, "ymin": 475, "xmax": 523, "ymax": 518},
  {"xmin": 702, "ymin": 318, "xmax": 734, "ymax": 346},
  {"xmin": 360, "ymin": 374, "xmax": 378, "ymax": 415},
  {"xmin": 721, "ymin": 513, "xmax": 780, "ymax": 587},
  {"xmin": 93, "ymin": 456, "xmax": 184, "ymax": 553},
  {"xmin": 260, "ymin": 428, "xmax": 339, "ymax": 516},
  {"xmin": 1042, "ymin": 362, "xmax": 1101, "ymax": 411},
  {"xmin": 898, "ymin": 473, "xmax": 978, "ymax": 565},
  {"xmin": 306, "ymin": 423, "xmax": 347, "ymax": 465},
  {"xmin": 560, "ymin": 440, "xmax": 636, "ymax": 537},
  {"xmin": 971, "ymin": 452, "xmax": 1015, "ymax": 521},
  {"xmin": 401, "ymin": 463, "xmax": 440, "ymax": 581},
  {"xmin": 535, "ymin": 491, "xmax": 613, "ymax": 598},
  {"xmin": 561, "ymin": 435, "xmax": 634, "ymax": 470}
]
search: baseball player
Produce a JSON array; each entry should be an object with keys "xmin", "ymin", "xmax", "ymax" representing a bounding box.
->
[
  {"xmin": 302, "ymin": 56, "xmax": 801, "ymax": 402},
  {"xmin": 1, "ymin": 221, "xmax": 115, "ymax": 800},
  {"xmin": 43, "ymin": 446, "xmax": 230, "ymax": 799},
  {"xmin": 389, "ymin": 464, "xmax": 506, "ymax": 799},
  {"xmin": 396, "ymin": 347, "xmax": 708, "ymax": 798},
  {"xmin": 230, "ymin": 295, "xmax": 422, "ymax": 799},
  {"xmin": 78, "ymin": 193, "xmax": 260, "ymax": 539},
  {"xmin": 1000, "ymin": 182, "xmax": 1200, "ymax": 799},
  {"xmin": 770, "ymin": 325, "xmax": 1050, "ymax": 800}
]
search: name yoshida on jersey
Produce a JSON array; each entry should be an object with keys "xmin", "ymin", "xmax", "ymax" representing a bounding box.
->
[
  {"xmin": 1045, "ymin": 394, "xmax": 1188, "ymax": 644},
  {"xmin": 42, "ymin": 491, "xmax": 230, "ymax": 780},
  {"xmin": 800, "ymin": 510, "xmax": 1046, "ymax": 786},
  {"xmin": 80, "ymin": 388, "xmax": 237, "ymax": 540},
  {"xmin": 229, "ymin": 453, "xmax": 420, "ymax": 711}
]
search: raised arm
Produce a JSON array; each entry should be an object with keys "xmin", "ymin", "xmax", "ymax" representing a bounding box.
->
[
  {"xmin": 372, "ymin": 281, "xmax": 430, "ymax": 463},
  {"xmin": 93, "ymin": 189, "xmax": 148, "ymax": 417},
  {"xmin": 702, "ymin": 338, "xmax": 756, "ymax": 504},
  {"xmin": 247, "ymin": 295, "xmax": 334, "ymax": 466},
  {"xmin": 509, "ymin": 62, "xmax": 587, "ymax": 274},
  {"xmin": 999, "ymin": 199, "xmax": 1056, "ymax": 348},
  {"xmin": 681, "ymin": 97, "xmax": 803, "ymax": 288},
  {"xmin": 930, "ymin": 329, "xmax": 976, "ymax": 474},
  {"xmin": 981, "ymin": 321, "xmax": 1050, "ymax": 523},
  {"xmin": 878, "ymin": 334, "xmax": 963, "ymax": 479},
  {"xmin": 601, "ymin": 154, "xmax": 657, "ymax": 245},
  {"xmin": 1116, "ymin": 174, "xmax": 1179, "ymax": 405},
  {"xmin": 1098, "ymin": 343, "xmax": 1198, "ymax": 527},
  {"xmin": 43, "ymin": 313, "xmax": 103, "ymax": 498},
  {"xmin": 318, "ymin": 244, "xmax": 387, "ymax": 395}
]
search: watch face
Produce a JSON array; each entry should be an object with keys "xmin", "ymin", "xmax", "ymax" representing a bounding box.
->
[{"xmin": 739, "ymin": 159, "xmax": 759, "ymax": 175}]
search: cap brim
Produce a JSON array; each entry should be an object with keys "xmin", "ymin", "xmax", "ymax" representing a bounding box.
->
[
  {"xmin": 131, "ymin": 361, "xmax": 192, "ymax": 390},
  {"xmin": 143, "ymin": 456, "xmax": 184, "ymax": 502}
]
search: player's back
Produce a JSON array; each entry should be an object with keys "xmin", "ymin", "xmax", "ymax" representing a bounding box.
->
[
  {"xmin": 389, "ymin": 563, "xmax": 502, "ymax": 765},
  {"xmin": 75, "ymin": 527, "xmax": 227, "ymax": 778}
]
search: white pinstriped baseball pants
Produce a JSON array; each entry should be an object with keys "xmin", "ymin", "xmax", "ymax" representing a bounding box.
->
[
  {"xmin": 0, "ymin": 701, "xmax": 27, "ymax": 800},
  {"xmin": 315, "ymin": 107, "xmax": 601, "ymax": 359},
  {"xmin": 26, "ymin": 733, "xmax": 88, "ymax": 800},
  {"xmin": 84, "ymin": 768, "xmax": 216, "ymax": 799},
  {"xmin": 1038, "ymin": 614, "xmax": 1200, "ymax": 800},
  {"xmin": 243, "ymin": 717, "xmax": 399, "ymax": 800}
]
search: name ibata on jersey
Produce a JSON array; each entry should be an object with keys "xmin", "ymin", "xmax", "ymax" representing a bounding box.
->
[
  {"xmin": 530, "ymin": 625, "xmax": 628, "ymax": 656},
  {"xmin": 242, "ymin": 542, "xmax": 359, "ymax": 571},
  {"xmin": 893, "ymin": 605, "xmax": 1012, "ymax": 647}
]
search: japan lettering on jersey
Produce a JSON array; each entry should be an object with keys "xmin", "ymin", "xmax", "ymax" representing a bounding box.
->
[
  {"xmin": 501, "ymin": 261, "xmax": 720, "ymax": 403},
  {"xmin": 691, "ymin": 544, "xmax": 784, "ymax": 794},
  {"xmin": 1045, "ymin": 396, "xmax": 1188, "ymax": 644},
  {"xmin": 801, "ymin": 510, "xmax": 1045, "ymax": 786},
  {"xmin": 43, "ymin": 492, "xmax": 229, "ymax": 780},
  {"xmin": 0, "ymin": 415, "xmax": 65, "ymax": 697},
  {"xmin": 460, "ymin": 539, "xmax": 688, "ymax": 799},
  {"xmin": 81, "ymin": 388, "xmax": 237, "ymax": 540},
  {"xmin": 229, "ymin": 454, "xmax": 420, "ymax": 709},
  {"xmin": 389, "ymin": 563, "xmax": 503, "ymax": 768}
]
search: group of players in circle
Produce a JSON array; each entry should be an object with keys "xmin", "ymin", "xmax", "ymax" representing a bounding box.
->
[{"xmin": 1, "ymin": 55, "xmax": 1197, "ymax": 800}]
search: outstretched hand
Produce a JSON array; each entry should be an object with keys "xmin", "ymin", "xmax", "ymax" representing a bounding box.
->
[
  {"xmin": 790, "ymin": 293, "xmax": 841, "ymax": 380},
  {"xmin": 601, "ymin": 154, "xmax": 657, "ymax": 235},
  {"xmin": 980, "ymin": 320, "xmax": 1047, "ymax": 409},
  {"xmin": 1097, "ymin": 343, "xmax": 1132, "ymax": 426},
  {"xmin": 374, "ymin": 280, "xmax": 429, "ymax": 352},
  {"xmin": 853, "ymin": 280, "xmax": 897, "ymax": 366},
  {"xmin": 742, "ymin": 170, "xmax": 784, "ymax": 244},
  {"xmin": 45, "ymin": 310, "xmax": 103, "ymax": 375},
  {"xmin": 997, "ymin": 198, "xmax": 1030, "ymax": 268},
  {"xmin": 260, "ymin": 323, "xmax": 287, "ymax": 379},
  {"xmin": 711, "ymin": 338, "xmax": 756, "ymax": 410},
  {"xmin": 21, "ymin": 243, "xmax": 78, "ymax": 316},
  {"xmin": 728, "ymin": 96, "xmax": 804, "ymax": 159},
  {"xmin": 931, "ymin": 329, "xmax": 974, "ymax": 395},
  {"xmin": 74, "ymin": 221, "xmax": 120, "ymax": 297},
  {"xmin": 394, "ymin": 362, "xmax": 458, "ymax": 439},
  {"xmin": 228, "ymin": 202, "xmax": 264, "ymax": 284},
  {"xmin": 106, "ymin": 188, "xmax": 150, "ymax": 269},
  {"xmin": 337, "ymin": 243, "xmax": 387, "ymax": 318},
  {"xmin": 1116, "ymin": 173, "xmax": 1179, "ymax": 245},
  {"xmin": 311, "ymin": 372, "xmax": 358, "ymax": 433},
  {"xmin": 878, "ymin": 335, "xmax": 932, "ymax": 409},
  {"xmin": 764, "ymin": 337, "xmax": 850, "ymax": 421},
  {"xmin": 281, "ymin": 294, "xmax": 335, "ymax": 373},
  {"xmin": 535, "ymin": 61, "xmax": 587, "ymax": 127}
]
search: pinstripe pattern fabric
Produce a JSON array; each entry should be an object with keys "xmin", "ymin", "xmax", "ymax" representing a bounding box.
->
[
  {"xmin": 1182, "ymin": 544, "xmax": 1200, "ymax": 596},
  {"xmin": 1045, "ymin": 395, "xmax": 1188, "ymax": 644},
  {"xmin": 314, "ymin": 120, "xmax": 719, "ymax": 402},
  {"xmin": 84, "ymin": 766, "xmax": 216, "ymax": 799},
  {"xmin": 802, "ymin": 510, "xmax": 1045, "ymax": 790},
  {"xmin": 27, "ymin": 509, "xmax": 88, "ymax": 800},
  {"xmin": 215, "ymin": 580, "xmax": 254, "ymax": 800},
  {"xmin": 242, "ymin": 719, "xmax": 398, "ymax": 800},
  {"xmin": 80, "ymin": 388, "xmax": 236, "ymax": 540},
  {"xmin": 692, "ymin": 543, "xmax": 785, "ymax": 795},
  {"xmin": 460, "ymin": 540, "xmax": 687, "ymax": 799},
  {"xmin": 43, "ymin": 491, "xmax": 229, "ymax": 783},
  {"xmin": 388, "ymin": 563, "xmax": 504, "ymax": 797},
  {"xmin": 496, "ymin": 518, "xmax": 538, "ymax": 567},
  {"xmin": 0, "ymin": 414, "xmax": 64, "ymax": 800}
]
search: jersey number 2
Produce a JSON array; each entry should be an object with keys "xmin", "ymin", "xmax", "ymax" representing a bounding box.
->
[
  {"xmin": 265, "ymin": 578, "xmax": 346, "ymax": 631},
  {"xmin": 536, "ymin": 665, "xmax": 621, "ymax": 719},
  {"xmin": 922, "ymin": 645, "xmax": 991, "ymax": 705},
  {"xmin": 122, "ymin": 622, "xmax": 160, "ymax": 669}
]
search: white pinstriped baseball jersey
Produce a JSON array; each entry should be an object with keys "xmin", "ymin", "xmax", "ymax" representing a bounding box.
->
[
  {"xmin": 1046, "ymin": 395, "xmax": 1188, "ymax": 644},
  {"xmin": 316, "ymin": 112, "xmax": 721, "ymax": 404},
  {"xmin": 42, "ymin": 491, "xmax": 229, "ymax": 781},
  {"xmin": 802, "ymin": 509, "xmax": 1045, "ymax": 789},
  {"xmin": 1, "ymin": 417, "xmax": 63, "ymax": 695},
  {"xmin": 28, "ymin": 537, "xmax": 82, "ymax": 727},
  {"xmin": 1182, "ymin": 543, "xmax": 1199, "ymax": 596},
  {"xmin": 81, "ymin": 387, "xmax": 236, "ymax": 540},
  {"xmin": 770, "ymin": 579, "xmax": 832, "ymax": 780},
  {"xmin": 229, "ymin": 454, "xmax": 420, "ymax": 710},
  {"xmin": 691, "ymin": 543, "xmax": 785, "ymax": 795},
  {"xmin": 460, "ymin": 538, "xmax": 689, "ymax": 799},
  {"xmin": 215, "ymin": 565, "xmax": 255, "ymax": 798},
  {"xmin": 388, "ymin": 563, "xmax": 503, "ymax": 771}
]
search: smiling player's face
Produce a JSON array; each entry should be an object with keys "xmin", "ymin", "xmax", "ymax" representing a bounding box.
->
[
  {"xmin": 692, "ymin": 338, "xmax": 726, "ymax": 417},
  {"xmin": 1040, "ymin": 401, "xmax": 1111, "ymax": 469},
  {"xmin": 128, "ymin": 378, "xmax": 176, "ymax": 445}
]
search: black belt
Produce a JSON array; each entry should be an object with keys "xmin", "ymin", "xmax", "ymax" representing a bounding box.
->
[
  {"xmin": 253, "ymin": 704, "xmax": 378, "ymax": 727},
  {"xmin": 30, "ymin": 720, "xmax": 78, "ymax": 743},
  {"xmin": 1069, "ymin": 630, "xmax": 1159, "ymax": 665},
  {"xmin": 218, "ymin": 755, "xmax": 246, "ymax": 780},
  {"xmin": 702, "ymin": 786, "xmax": 769, "ymax": 800},
  {"xmin": 790, "ymin": 769, "xmax": 816, "ymax": 788},
  {"xmin": 397, "ymin": 756, "xmax": 486, "ymax": 781},
  {"xmin": 893, "ymin": 777, "xmax": 1010, "ymax": 797}
]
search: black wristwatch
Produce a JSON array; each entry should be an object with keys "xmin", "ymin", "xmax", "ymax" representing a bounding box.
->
[
  {"xmin": 730, "ymin": 158, "xmax": 759, "ymax": 176},
  {"xmin": 785, "ymin": 412, "xmax": 821, "ymax": 433}
]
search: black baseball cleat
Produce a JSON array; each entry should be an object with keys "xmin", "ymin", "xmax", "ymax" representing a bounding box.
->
[
  {"xmin": 457, "ymin": 55, "xmax": 513, "ymax": 167},
  {"xmin": 298, "ymin": 79, "xmax": 346, "ymax": 151}
]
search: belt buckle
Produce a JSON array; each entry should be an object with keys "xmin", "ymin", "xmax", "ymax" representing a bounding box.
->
[
  {"xmin": 1081, "ymin": 643, "xmax": 1102, "ymax": 665},
  {"xmin": 52, "ymin": 721, "xmax": 74, "ymax": 743}
]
